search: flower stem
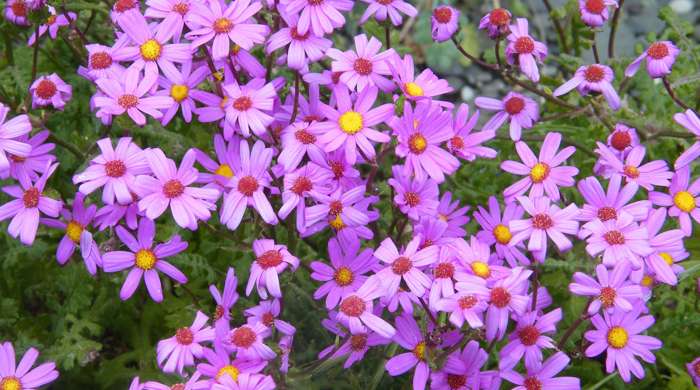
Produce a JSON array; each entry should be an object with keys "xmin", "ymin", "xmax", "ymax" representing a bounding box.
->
[
  {"xmin": 557, "ymin": 298, "xmax": 593, "ymax": 349},
  {"xmin": 662, "ymin": 76, "xmax": 690, "ymax": 110},
  {"xmin": 542, "ymin": 0, "xmax": 569, "ymax": 53},
  {"xmin": 607, "ymin": 0, "xmax": 624, "ymax": 58},
  {"xmin": 384, "ymin": 23, "xmax": 391, "ymax": 49},
  {"xmin": 290, "ymin": 72, "xmax": 301, "ymax": 123},
  {"xmin": 591, "ymin": 40, "xmax": 601, "ymax": 64}
]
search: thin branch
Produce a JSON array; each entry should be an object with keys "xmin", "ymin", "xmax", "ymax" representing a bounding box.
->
[
  {"xmin": 591, "ymin": 40, "xmax": 600, "ymax": 64},
  {"xmin": 542, "ymin": 0, "xmax": 569, "ymax": 53},
  {"xmin": 289, "ymin": 72, "xmax": 301, "ymax": 123},
  {"xmin": 384, "ymin": 23, "xmax": 391, "ymax": 49},
  {"xmin": 662, "ymin": 76, "xmax": 690, "ymax": 110},
  {"xmin": 607, "ymin": 0, "xmax": 625, "ymax": 58}
]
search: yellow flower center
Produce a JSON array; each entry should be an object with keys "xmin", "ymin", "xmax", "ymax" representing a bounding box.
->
[
  {"xmin": 139, "ymin": 39, "xmax": 162, "ymax": 61},
  {"xmin": 438, "ymin": 213, "xmax": 448, "ymax": 222},
  {"xmin": 413, "ymin": 341, "xmax": 426, "ymax": 360},
  {"xmin": 408, "ymin": 133, "xmax": 427, "ymax": 154},
  {"xmin": 66, "ymin": 221, "xmax": 83, "ymax": 243},
  {"xmin": 338, "ymin": 111, "xmax": 363, "ymax": 135},
  {"xmin": 673, "ymin": 191, "xmax": 696, "ymax": 212},
  {"xmin": 529, "ymin": 163, "xmax": 550, "ymax": 183},
  {"xmin": 170, "ymin": 84, "xmax": 189, "ymax": 102},
  {"xmin": 135, "ymin": 249, "xmax": 157, "ymax": 270},
  {"xmin": 471, "ymin": 261, "xmax": 491, "ymax": 278},
  {"xmin": 0, "ymin": 377, "xmax": 21, "ymax": 390},
  {"xmin": 659, "ymin": 252, "xmax": 673, "ymax": 266},
  {"xmin": 404, "ymin": 82, "xmax": 424, "ymax": 97},
  {"xmin": 329, "ymin": 215, "xmax": 345, "ymax": 230},
  {"xmin": 215, "ymin": 164, "xmax": 234, "ymax": 178},
  {"xmin": 216, "ymin": 365, "xmax": 240, "ymax": 382},
  {"xmin": 607, "ymin": 326, "xmax": 629, "ymax": 349},
  {"xmin": 641, "ymin": 275, "xmax": 654, "ymax": 287},
  {"xmin": 493, "ymin": 224, "xmax": 512, "ymax": 244},
  {"xmin": 47, "ymin": 15, "xmax": 57, "ymax": 24},
  {"xmin": 334, "ymin": 267, "xmax": 353, "ymax": 286}
]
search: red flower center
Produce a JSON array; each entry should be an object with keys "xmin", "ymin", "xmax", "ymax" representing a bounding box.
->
[
  {"xmin": 433, "ymin": 7, "xmax": 452, "ymax": 23},
  {"xmin": 597, "ymin": 206, "xmax": 617, "ymax": 221},
  {"xmin": 524, "ymin": 377, "xmax": 543, "ymax": 390},
  {"xmin": 353, "ymin": 58, "xmax": 373, "ymax": 76},
  {"xmin": 329, "ymin": 161, "xmax": 344, "ymax": 179},
  {"xmin": 331, "ymin": 72, "xmax": 342, "ymax": 84},
  {"xmin": 22, "ymin": 187, "xmax": 40, "ymax": 208},
  {"xmin": 646, "ymin": 42, "xmax": 669, "ymax": 59},
  {"xmin": 514, "ymin": 37, "xmax": 535, "ymax": 54},
  {"xmin": 257, "ymin": 250, "xmax": 283, "ymax": 268},
  {"xmin": 585, "ymin": 0, "xmax": 605, "ymax": 13},
  {"xmin": 490, "ymin": 287, "xmax": 511, "ymax": 308},
  {"xmin": 458, "ymin": 295, "xmax": 477, "ymax": 309},
  {"xmin": 328, "ymin": 200, "xmax": 343, "ymax": 216},
  {"xmin": 231, "ymin": 326, "xmax": 256, "ymax": 348},
  {"xmin": 392, "ymin": 256, "xmax": 413, "ymax": 275},
  {"xmin": 304, "ymin": 114, "xmax": 320, "ymax": 122},
  {"xmin": 693, "ymin": 361, "xmax": 700, "ymax": 377},
  {"xmin": 104, "ymin": 160, "xmax": 126, "ymax": 178},
  {"xmin": 610, "ymin": 130, "xmax": 631, "ymax": 151},
  {"xmin": 118, "ymin": 94, "xmax": 139, "ymax": 109},
  {"xmin": 173, "ymin": 2, "xmax": 189, "ymax": 15},
  {"xmin": 449, "ymin": 136, "xmax": 464, "ymax": 150},
  {"xmin": 175, "ymin": 327, "xmax": 194, "ymax": 345},
  {"xmin": 504, "ymin": 96, "xmax": 525, "ymax": 115},
  {"xmin": 377, "ymin": 0, "xmax": 393, "ymax": 4},
  {"xmin": 295, "ymin": 129, "xmax": 316, "ymax": 144},
  {"xmin": 532, "ymin": 213, "xmax": 553, "ymax": 230},
  {"xmin": 233, "ymin": 96, "xmax": 252, "ymax": 111},
  {"xmin": 214, "ymin": 305, "xmax": 225, "ymax": 320},
  {"xmin": 308, "ymin": 0, "xmax": 324, "ymax": 5},
  {"xmin": 291, "ymin": 176, "xmax": 312, "ymax": 195},
  {"xmin": 584, "ymin": 65, "xmax": 605, "ymax": 82},
  {"xmin": 623, "ymin": 165, "xmax": 639, "ymax": 179},
  {"xmin": 262, "ymin": 312, "xmax": 275, "ymax": 327},
  {"xmin": 518, "ymin": 325, "xmax": 540, "ymax": 346},
  {"xmin": 35, "ymin": 79, "xmax": 57, "ymax": 99},
  {"xmin": 350, "ymin": 334, "xmax": 368, "ymax": 351},
  {"xmin": 599, "ymin": 286, "xmax": 616, "ymax": 308},
  {"xmin": 163, "ymin": 179, "xmax": 184, "ymax": 198},
  {"xmin": 403, "ymin": 191, "xmax": 420, "ymax": 207},
  {"xmin": 213, "ymin": 17, "xmax": 233, "ymax": 33},
  {"xmin": 237, "ymin": 175, "xmax": 259, "ymax": 196},
  {"xmin": 290, "ymin": 26, "xmax": 310, "ymax": 41},
  {"xmin": 447, "ymin": 374, "xmax": 467, "ymax": 389},
  {"xmin": 603, "ymin": 230, "xmax": 625, "ymax": 245},
  {"xmin": 433, "ymin": 263, "xmax": 455, "ymax": 279},
  {"xmin": 171, "ymin": 384, "xmax": 185, "ymax": 390},
  {"xmin": 11, "ymin": 2, "xmax": 27, "ymax": 17},
  {"xmin": 489, "ymin": 8, "xmax": 511, "ymax": 26},
  {"xmin": 114, "ymin": 0, "xmax": 136, "ymax": 12},
  {"xmin": 90, "ymin": 52, "xmax": 113, "ymax": 69},
  {"xmin": 339, "ymin": 295, "xmax": 366, "ymax": 317}
]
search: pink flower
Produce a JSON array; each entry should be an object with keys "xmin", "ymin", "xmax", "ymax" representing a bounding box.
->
[
  {"xmin": 224, "ymin": 322, "xmax": 275, "ymax": 361},
  {"xmin": 554, "ymin": 64, "xmax": 621, "ymax": 110},
  {"xmin": 327, "ymin": 34, "xmax": 396, "ymax": 92},
  {"xmin": 594, "ymin": 143, "xmax": 672, "ymax": 190},
  {"xmin": 474, "ymin": 195, "xmax": 530, "ymax": 267},
  {"xmin": 583, "ymin": 212, "xmax": 653, "ymax": 269},
  {"xmin": 437, "ymin": 275, "xmax": 490, "ymax": 328},
  {"xmin": 281, "ymin": 0, "xmax": 353, "ymax": 37},
  {"xmin": 265, "ymin": 11, "xmax": 332, "ymax": 70},
  {"xmin": 29, "ymin": 73, "xmax": 72, "ymax": 110},
  {"xmin": 194, "ymin": 133, "xmax": 240, "ymax": 192},
  {"xmin": 479, "ymin": 8, "xmax": 512, "ymax": 38},
  {"xmin": 448, "ymin": 103, "xmax": 496, "ymax": 162},
  {"xmin": 279, "ymin": 163, "xmax": 333, "ymax": 232},
  {"xmin": 0, "ymin": 342, "xmax": 59, "ymax": 389},
  {"xmin": 27, "ymin": 5, "xmax": 75, "ymax": 44},
  {"xmin": 672, "ymin": 109, "xmax": 700, "ymax": 170},
  {"xmin": 625, "ymin": 41, "xmax": 679, "ymax": 79},
  {"xmin": 385, "ymin": 314, "xmax": 435, "ymax": 390},
  {"xmin": 476, "ymin": 92, "xmax": 539, "ymax": 141},
  {"xmin": 277, "ymin": 122, "xmax": 326, "ymax": 172},
  {"xmin": 374, "ymin": 235, "xmax": 438, "ymax": 297},
  {"xmin": 570, "ymin": 262, "xmax": 643, "ymax": 314},
  {"xmin": 431, "ymin": 6, "xmax": 459, "ymax": 43},
  {"xmin": 649, "ymin": 166, "xmax": 700, "ymax": 236},
  {"xmin": 222, "ymin": 78, "xmax": 276, "ymax": 138},
  {"xmin": 212, "ymin": 373, "xmax": 276, "ymax": 390},
  {"xmin": 482, "ymin": 267, "xmax": 532, "ymax": 341},
  {"xmin": 578, "ymin": 0, "xmax": 618, "ymax": 27},
  {"xmin": 247, "ymin": 239, "xmax": 299, "ymax": 299},
  {"xmin": 505, "ymin": 18, "xmax": 547, "ymax": 82},
  {"xmin": 509, "ymin": 196, "xmax": 579, "ymax": 258},
  {"xmin": 0, "ymin": 130, "xmax": 55, "ymax": 183},
  {"xmin": 144, "ymin": 0, "xmax": 194, "ymax": 42},
  {"xmin": 0, "ymin": 104, "xmax": 32, "ymax": 173},
  {"xmin": 501, "ymin": 352, "xmax": 581, "ymax": 390},
  {"xmin": 499, "ymin": 308, "xmax": 562, "ymax": 370},
  {"xmin": 360, "ymin": 0, "xmax": 417, "ymax": 26},
  {"xmin": 157, "ymin": 311, "xmax": 215, "ymax": 374},
  {"xmin": 389, "ymin": 54, "xmax": 453, "ymax": 103},
  {"xmin": 210, "ymin": 267, "xmax": 239, "ymax": 332},
  {"xmin": 388, "ymin": 165, "xmax": 440, "ymax": 220},
  {"xmin": 336, "ymin": 277, "xmax": 395, "ymax": 338},
  {"xmin": 245, "ymin": 299, "xmax": 296, "ymax": 336}
]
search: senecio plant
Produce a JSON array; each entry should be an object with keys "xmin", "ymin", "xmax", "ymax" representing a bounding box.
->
[{"xmin": 0, "ymin": 0, "xmax": 700, "ymax": 388}]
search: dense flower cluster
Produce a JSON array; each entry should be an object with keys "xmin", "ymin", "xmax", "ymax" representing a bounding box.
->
[{"xmin": 1, "ymin": 0, "xmax": 699, "ymax": 389}]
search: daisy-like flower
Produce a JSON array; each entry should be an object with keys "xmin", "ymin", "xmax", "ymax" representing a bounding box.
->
[
  {"xmin": 78, "ymin": 43, "xmax": 126, "ymax": 81},
  {"xmin": 155, "ymin": 60, "xmax": 209, "ymax": 125},
  {"xmin": 604, "ymin": 124, "xmax": 640, "ymax": 159},
  {"xmin": 672, "ymin": 109, "xmax": 700, "ymax": 170},
  {"xmin": 111, "ymin": 0, "xmax": 141, "ymax": 24},
  {"xmin": 431, "ymin": 5, "xmax": 459, "ymax": 43},
  {"xmin": 224, "ymin": 322, "xmax": 275, "ymax": 361},
  {"xmin": 501, "ymin": 132, "xmax": 578, "ymax": 202},
  {"xmin": 304, "ymin": 185, "xmax": 375, "ymax": 244},
  {"xmin": 222, "ymin": 78, "xmax": 276, "ymax": 138},
  {"xmin": 390, "ymin": 54, "xmax": 452, "ymax": 103},
  {"xmin": 501, "ymin": 352, "xmax": 581, "ymax": 390},
  {"xmin": 73, "ymin": 137, "xmax": 148, "ymax": 205},
  {"xmin": 643, "ymin": 207, "xmax": 687, "ymax": 286},
  {"xmin": 0, "ymin": 130, "xmax": 54, "ymax": 183},
  {"xmin": 311, "ymin": 237, "xmax": 375, "ymax": 309},
  {"xmin": 143, "ymin": 371, "xmax": 208, "ymax": 390},
  {"xmin": 584, "ymin": 306, "xmax": 662, "ymax": 382},
  {"xmin": 327, "ymin": 34, "xmax": 395, "ymax": 92},
  {"xmin": 157, "ymin": 311, "xmax": 215, "ymax": 374},
  {"xmin": 687, "ymin": 357, "xmax": 700, "ymax": 388},
  {"xmin": 594, "ymin": 143, "xmax": 672, "ymax": 190},
  {"xmin": 94, "ymin": 66, "xmax": 174, "ymax": 126},
  {"xmin": 385, "ymin": 314, "xmax": 435, "ymax": 390},
  {"xmin": 431, "ymin": 341, "xmax": 488, "ymax": 390},
  {"xmin": 220, "ymin": 140, "xmax": 278, "ymax": 230},
  {"xmin": 360, "ymin": 0, "xmax": 416, "ymax": 26},
  {"xmin": 212, "ymin": 373, "xmax": 276, "ymax": 390},
  {"xmin": 316, "ymin": 86, "xmax": 393, "ymax": 164},
  {"xmin": 245, "ymin": 299, "xmax": 296, "ymax": 336},
  {"xmin": 447, "ymin": 103, "xmax": 496, "ymax": 162},
  {"xmin": 265, "ymin": 11, "xmax": 332, "ymax": 71},
  {"xmin": 135, "ymin": 148, "xmax": 218, "ymax": 230},
  {"xmin": 27, "ymin": 6, "xmax": 76, "ymax": 45},
  {"xmin": 336, "ymin": 277, "xmax": 395, "ymax": 338},
  {"xmin": 194, "ymin": 133, "xmax": 240, "ymax": 191},
  {"xmin": 0, "ymin": 342, "xmax": 59, "ymax": 389},
  {"xmin": 329, "ymin": 331, "xmax": 389, "ymax": 369},
  {"xmin": 451, "ymin": 235, "xmax": 510, "ymax": 281},
  {"xmin": 185, "ymin": 0, "xmax": 268, "ymax": 59},
  {"xmin": 435, "ymin": 192, "xmax": 470, "ymax": 238},
  {"xmin": 144, "ymin": 0, "xmax": 193, "ymax": 42},
  {"xmin": 436, "ymin": 276, "xmax": 489, "ymax": 328},
  {"xmin": 479, "ymin": 8, "xmax": 512, "ymax": 39},
  {"xmin": 570, "ymin": 262, "xmax": 642, "ymax": 315},
  {"xmin": 474, "ymin": 196, "xmax": 529, "ymax": 267},
  {"xmin": 103, "ymin": 217, "xmax": 188, "ymax": 302},
  {"xmin": 247, "ymin": 239, "xmax": 299, "ymax": 299},
  {"xmin": 281, "ymin": 0, "xmax": 353, "ymax": 37},
  {"xmin": 279, "ymin": 163, "xmax": 333, "ymax": 232},
  {"xmin": 482, "ymin": 267, "xmax": 532, "ymax": 341},
  {"xmin": 553, "ymin": 64, "xmax": 621, "ymax": 110},
  {"xmin": 393, "ymin": 101, "xmax": 458, "ymax": 182},
  {"xmin": 509, "ymin": 196, "xmax": 580, "ymax": 258},
  {"xmin": 94, "ymin": 199, "xmax": 141, "ymax": 231},
  {"xmin": 505, "ymin": 18, "xmax": 547, "ymax": 82},
  {"xmin": 388, "ymin": 166, "xmax": 439, "ymax": 221},
  {"xmin": 196, "ymin": 345, "xmax": 266, "ymax": 385},
  {"xmin": 475, "ymin": 91, "xmax": 539, "ymax": 141},
  {"xmin": 583, "ymin": 212, "xmax": 652, "ymax": 269},
  {"xmin": 579, "ymin": 0, "xmax": 618, "ymax": 27},
  {"xmin": 0, "ymin": 104, "xmax": 31, "ymax": 173},
  {"xmin": 426, "ymin": 247, "xmax": 467, "ymax": 306},
  {"xmin": 625, "ymin": 41, "xmax": 679, "ymax": 79},
  {"xmin": 4, "ymin": 0, "xmax": 30, "ymax": 26},
  {"xmin": 210, "ymin": 267, "xmax": 239, "ymax": 332},
  {"xmin": 374, "ymin": 235, "xmax": 438, "ymax": 298},
  {"xmin": 649, "ymin": 167, "xmax": 700, "ymax": 236},
  {"xmin": 499, "ymin": 309, "xmax": 562, "ymax": 370},
  {"xmin": 0, "ymin": 163, "xmax": 61, "ymax": 245},
  {"xmin": 277, "ymin": 121, "xmax": 326, "ymax": 172}
]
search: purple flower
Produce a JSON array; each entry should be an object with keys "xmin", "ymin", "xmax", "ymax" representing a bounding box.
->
[
  {"xmin": 281, "ymin": 0, "xmax": 353, "ymax": 37},
  {"xmin": 374, "ymin": 235, "xmax": 438, "ymax": 297},
  {"xmin": 143, "ymin": 371, "xmax": 208, "ymax": 390},
  {"xmin": 436, "ymin": 192, "xmax": 470, "ymax": 238},
  {"xmin": 279, "ymin": 163, "xmax": 333, "ymax": 232},
  {"xmin": 584, "ymin": 306, "xmax": 662, "ymax": 382},
  {"xmin": 0, "ymin": 104, "xmax": 31, "ymax": 173},
  {"xmin": 447, "ymin": 103, "xmax": 496, "ymax": 162},
  {"xmin": 436, "ymin": 277, "xmax": 489, "ymax": 328},
  {"xmin": 426, "ymin": 246, "xmax": 466, "ymax": 306},
  {"xmin": 209, "ymin": 267, "xmax": 239, "ymax": 331},
  {"xmin": 451, "ymin": 236, "xmax": 510, "ymax": 281},
  {"xmin": 388, "ymin": 166, "xmax": 439, "ymax": 220},
  {"xmin": 4, "ymin": 0, "xmax": 30, "ymax": 26},
  {"xmin": 194, "ymin": 133, "xmax": 240, "ymax": 192},
  {"xmin": 336, "ymin": 277, "xmax": 395, "ymax": 338},
  {"xmin": 505, "ymin": 18, "xmax": 547, "ymax": 82},
  {"xmin": 330, "ymin": 331, "xmax": 389, "ymax": 368},
  {"xmin": 649, "ymin": 167, "xmax": 700, "ymax": 236},
  {"xmin": 509, "ymin": 196, "xmax": 579, "ymax": 258},
  {"xmin": 155, "ymin": 60, "xmax": 209, "ymax": 125},
  {"xmin": 595, "ymin": 143, "xmax": 672, "ymax": 190},
  {"xmin": 583, "ymin": 212, "xmax": 652, "ymax": 269},
  {"xmin": 499, "ymin": 309, "xmax": 562, "ymax": 370},
  {"xmin": 316, "ymin": 86, "xmax": 393, "ymax": 164},
  {"xmin": 431, "ymin": 341, "xmax": 488, "ymax": 390},
  {"xmin": 27, "ymin": 6, "xmax": 75, "ymax": 45},
  {"xmin": 195, "ymin": 345, "xmax": 265, "ymax": 385},
  {"xmin": 475, "ymin": 196, "xmax": 529, "ymax": 267},
  {"xmin": 103, "ymin": 217, "xmax": 188, "ymax": 302},
  {"xmin": 304, "ymin": 185, "xmax": 375, "ymax": 244},
  {"xmin": 111, "ymin": 0, "xmax": 141, "ymax": 24},
  {"xmin": 501, "ymin": 132, "xmax": 578, "ymax": 202},
  {"xmin": 385, "ymin": 314, "xmax": 433, "ymax": 390},
  {"xmin": 687, "ymin": 357, "xmax": 700, "ymax": 388},
  {"xmin": 220, "ymin": 140, "xmax": 278, "ymax": 230},
  {"xmin": 431, "ymin": 6, "xmax": 459, "ymax": 43},
  {"xmin": 94, "ymin": 199, "xmax": 141, "ymax": 231},
  {"xmin": 245, "ymin": 299, "xmax": 296, "ymax": 336},
  {"xmin": 393, "ymin": 101, "xmax": 459, "ymax": 182},
  {"xmin": 277, "ymin": 121, "xmax": 326, "ymax": 172},
  {"xmin": 157, "ymin": 311, "xmax": 215, "ymax": 374},
  {"xmin": 476, "ymin": 92, "xmax": 539, "ymax": 141},
  {"xmin": 212, "ymin": 373, "xmax": 275, "ymax": 390},
  {"xmin": 311, "ymin": 237, "xmax": 375, "ymax": 309},
  {"xmin": 0, "ymin": 163, "xmax": 62, "ymax": 245},
  {"xmin": 643, "ymin": 207, "xmax": 687, "ymax": 286},
  {"xmin": 185, "ymin": 0, "xmax": 268, "ymax": 60},
  {"xmin": 579, "ymin": 0, "xmax": 618, "ymax": 27},
  {"xmin": 265, "ymin": 12, "xmax": 332, "ymax": 70},
  {"xmin": 570, "ymin": 262, "xmax": 643, "ymax": 314},
  {"xmin": 224, "ymin": 322, "xmax": 275, "ymax": 361},
  {"xmin": 327, "ymin": 34, "xmax": 395, "ymax": 92},
  {"xmin": 390, "ymin": 54, "xmax": 452, "ymax": 103},
  {"xmin": 0, "ymin": 342, "xmax": 59, "ymax": 389},
  {"xmin": 0, "ymin": 130, "xmax": 55, "ymax": 183},
  {"xmin": 625, "ymin": 41, "xmax": 679, "ymax": 79},
  {"xmin": 144, "ymin": 0, "xmax": 193, "ymax": 42},
  {"xmin": 672, "ymin": 109, "xmax": 700, "ymax": 170},
  {"xmin": 78, "ymin": 43, "xmax": 126, "ymax": 81},
  {"xmin": 604, "ymin": 123, "xmax": 640, "ymax": 159},
  {"xmin": 554, "ymin": 64, "xmax": 621, "ymax": 110},
  {"xmin": 247, "ymin": 239, "xmax": 299, "ymax": 299},
  {"xmin": 501, "ymin": 352, "xmax": 581, "ymax": 390},
  {"xmin": 479, "ymin": 8, "xmax": 512, "ymax": 39},
  {"xmin": 360, "ymin": 0, "xmax": 416, "ymax": 25},
  {"xmin": 222, "ymin": 78, "xmax": 276, "ymax": 138},
  {"xmin": 473, "ymin": 267, "xmax": 531, "ymax": 341}
]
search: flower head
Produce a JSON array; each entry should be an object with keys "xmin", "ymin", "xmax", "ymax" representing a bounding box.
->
[
  {"xmin": 499, "ymin": 309, "xmax": 562, "ymax": 370},
  {"xmin": 0, "ymin": 104, "xmax": 32, "ymax": 173},
  {"xmin": 475, "ymin": 196, "xmax": 529, "ymax": 267},
  {"xmin": 649, "ymin": 167, "xmax": 700, "ymax": 236},
  {"xmin": 390, "ymin": 54, "xmax": 452, "ymax": 103},
  {"xmin": 672, "ymin": 109, "xmax": 700, "ymax": 170},
  {"xmin": 0, "ymin": 130, "xmax": 54, "ymax": 184},
  {"xmin": 431, "ymin": 6, "xmax": 459, "ymax": 43},
  {"xmin": 327, "ymin": 34, "xmax": 395, "ymax": 92},
  {"xmin": 388, "ymin": 166, "xmax": 440, "ymax": 220},
  {"xmin": 157, "ymin": 311, "xmax": 215, "ymax": 374},
  {"xmin": 0, "ymin": 342, "xmax": 59, "ymax": 389},
  {"xmin": 360, "ymin": 0, "xmax": 417, "ymax": 26},
  {"xmin": 224, "ymin": 322, "xmax": 275, "ymax": 361},
  {"xmin": 501, "ymin": 352, "xmax": 581, "ymax": 390},
  {"xmin": 281, "ymin": 0, "xmax": 353, "ymax": 37},
  {"xmin": 579, "ymin": 0, "xmax": 618, "ymax": 27},
  {"xmin": 335, "ymin": 277, "xmax": 395, "ymax": 338},
  {"xmin": 554, "ymin": 64, "xmax": 620, "ymax": 110},
  {"xmin": 595, "ymin": 143, "xmax": 672, "ymax": 190},
  {"xmin": 222, "ymin": 78, "xmax": 277, "ymax": 138},
  {"xmin": 509, "ymin": 196, "xmax": 579, "ymax": 259},
  {"xmin": 29, "ymin": 73, "xmax": 72, "ymax": 110},
  {"xmin": 448, "ymin": 103, "xmax": 496, "ymax": 162},
  {"xmin": 505, "ymin": 18, "xmax": 547, "ymax": 82},
  {"xmin": 570, "ymin": 262, "xmax": 643, "ymax": 314},
  {"xmin": 247, "ymin": 239, "xmax": 299, "ymax": 299},
  {"xmin": 266, "ymin": 11, "xmax": 332, "ymax": 70},
  {"xmin": 479, "ymin": 8, "xmax": 512, "ymax": 38},
  {"xmin": 625, "ymin": 41, "xmax": 679, "ymax": 79},
  {"xmin": 476, "ymin": 92, "xmax": 539, "ymax": 141}
]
